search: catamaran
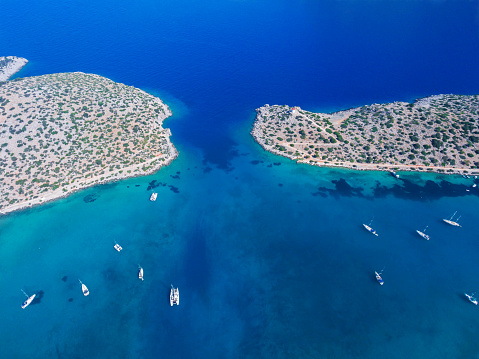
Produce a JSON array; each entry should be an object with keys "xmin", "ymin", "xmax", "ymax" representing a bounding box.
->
[
  {"xmin": 114, "ymin": 243, "xmax": 123, "ymax": 252},
  {"xmin": 170, "ymin": 285, "xmax": 179, "ymax": 306},
  {"xmin": 443, "ymin": 211, "xmax": 461, "ymax": 227},
  {"xmin": 363, "ymin": 220, "xmax": 378, "ymax": 236},
  {"xmin": 465, "ymin": 293, "xmax": 478, "ymax": 305},
  {"xmin": 138, "ymin": 266, "xmax": 144, "ymax": 281},
  {"xmin": 21, "ymin": 290, "xmax": 36, "ymax": 309},
  {"xmin": 150, "ymin": 192, "xmax": 158, "ymax": 201},
  {"xmin": 416, "ymin": 226, "xmax": 430, "ymax": 241},
  {"xmin": 79, "ymin": 280, "xmax": 89, "ymax": 296},
  {"xmin": 375, "ymin": 271, "xmax": 384, "ymax": 285}
]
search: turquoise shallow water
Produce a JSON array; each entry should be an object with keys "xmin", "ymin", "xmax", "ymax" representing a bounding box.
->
[
  {"xmin": 1, "ymin": 127, "xmax": 479, "ymax": 358},
  {"xmin": 2, "ymin": 0, "xmax": 479, "ymax": 357}
]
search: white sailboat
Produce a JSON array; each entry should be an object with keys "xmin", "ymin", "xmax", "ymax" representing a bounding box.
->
[
  {"xmin": 79, "ymin": 279, "xmax": 89, "ymax": 296},
  {"xmin": 170, "ymin": 285, "xmax": 179, "ymax": 306},
  {"xmin": 363, "ymin": 219, "xmax": 378, "ymax": 236},
  {"xmin": 138, "ymin": 265, "xmax": 144, "ymax": 281},
  {"xmin": 21, "ymin": 289, "xmax": 36, "ymax": 309},
  {"xmin": 150, "ymin": 192, "xmax": 157, "ymax": 201},
  {"xmin": 465, "ymin": 293, "xmax": 478, "ymax": 305},
  {"xmin": 443, "ymin": 211, "xmax": 461, "ymax": 227},
  {"xmin": 416, "ymin": 226, "xmax": 430, "ymax": 240}
]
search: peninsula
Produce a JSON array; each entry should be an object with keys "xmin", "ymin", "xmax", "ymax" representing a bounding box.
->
[
  {"xmin": 0, "ymin": 56, "xmax": 28, "ymax": 82},
  {"xmin": 0, "ymin": 71, "xmax": 177, "ymax": 214},
  {"xmin": 252, "ymin": 95, "xmax": 479, "ymax": 175}
]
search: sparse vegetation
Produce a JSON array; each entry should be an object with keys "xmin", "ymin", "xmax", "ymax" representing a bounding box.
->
[{"xmin": 251, "ymin": 96, "xmax": 479, "ymax": 174}]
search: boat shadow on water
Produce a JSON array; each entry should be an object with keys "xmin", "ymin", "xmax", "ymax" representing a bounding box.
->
[{"xmin": 30, "ymin": 290, "xmax": 44, "ymax": 306}]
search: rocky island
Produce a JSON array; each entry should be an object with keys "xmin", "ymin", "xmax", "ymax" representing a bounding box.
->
[
  {"xmin": 0, "ymin": 56, "xmax": 28, "ymax": 82},
  {"xmin": 252, "ymin": 95, "xmax": 479, "ymax": 175},
  {"xmin": 0, "ymin": 71, "xmax": 177, "ymax": 214}
]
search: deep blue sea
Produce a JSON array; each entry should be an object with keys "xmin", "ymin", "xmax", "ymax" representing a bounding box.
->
[{"xmin": 2, "ymin": 0, "xmax": 479, "ymax": 357}]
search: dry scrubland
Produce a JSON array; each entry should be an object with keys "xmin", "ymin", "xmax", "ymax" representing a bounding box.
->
[
  {"xmin": 252, "ymin": 95, "xmax": 479, "ymax": 175},
  {"xmin": 0, "ymin": 72, "xmax": 177, "ymax": 213},
  {"xmin": 0, "ymin": 56, "xmax": 28, "ymax": 82}
]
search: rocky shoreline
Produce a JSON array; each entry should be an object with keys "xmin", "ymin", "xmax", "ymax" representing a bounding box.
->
[
  {"xmin": 0, "ymin": 144, "xmax": 179, "ymax": 216},
  {"xmin": 252, "ymin": 95, "xmax": 479, "ymax": 176},
  {"xmin": 0, "ymin": 56, "xmax": 28, "ymax": 82}
]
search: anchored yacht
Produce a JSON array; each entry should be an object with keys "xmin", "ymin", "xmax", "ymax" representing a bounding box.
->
[
  {"xmin": 416, "ymin": 226, "xmax": 430, "ymax": 241},
  {"xmin": 375, "ymin": 271, "xmax": 384, "ymax": 285},
  {"xmin": 363, "ymin": 221, "xmax": 378, "ymax": 236},
  {"xmin": 465, "ymin": 293, "xmax": 478, "ymax": 305},
  {"xmin": 170, "ymin": 285, "xmax": 179, "ymax": 306},
  {"xmin": 443, "ymin": 211, "xmax": 461, "ymax": 227},
  {"xmin": 79, "ymin": 280, "xmax": 89, "ymax": 296},
  {"xmin": 150, "ymin": 193, "xmax": 158, "ymax": 201},
  {"xmin": 21, "ymin": 290, "xmax": 36, "ymax": 309}
]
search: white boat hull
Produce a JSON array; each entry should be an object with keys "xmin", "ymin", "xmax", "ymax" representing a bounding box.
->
[
  {"xmin": 416, "ymin": 230, "xmax": 430, "ymax": 240},
  {"xmin": 21, "ymin": 294, "xmax": 36, "ymax": 309},
  {"xmin": 363, "ymin": 224, "xmax": 378, "ymax": 236},
  {"xmin": 443, "ymin": 219, "xmax": 461, "ymax": 227},
  {"xmin": 170, "ymin": 287, "xmax": 179, "ymax": 306},
  {"xmin": 465, "ymin": 293, "xmax": 478, "ymax": 305}
]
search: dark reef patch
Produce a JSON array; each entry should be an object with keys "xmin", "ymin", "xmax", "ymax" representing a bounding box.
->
[
  {"xmin": 147, "ymin": 180, "xmax": 161, "ymax": 191},
  {"xmin": 83, "ymin": 193, "xmax": 99, "ymax": 203},
  {"xmin": 250, "ymin": 160, "xmax": 263, "ymax": 165},
  {"xmin": 61, "ymin": 276, "xmax": 68, "ymax": 282},
  {"xmin": 312, "ymin": 177, "xmax": 478, "ymax": 201},
  {"xmin": 169, "ymin": 185, "xmax": 179, "ymax": 194}
]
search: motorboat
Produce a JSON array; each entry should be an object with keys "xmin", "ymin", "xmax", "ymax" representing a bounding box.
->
[{"xmin": 138, "ymin": 266, "xmax": 144, "ymax": 281}]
